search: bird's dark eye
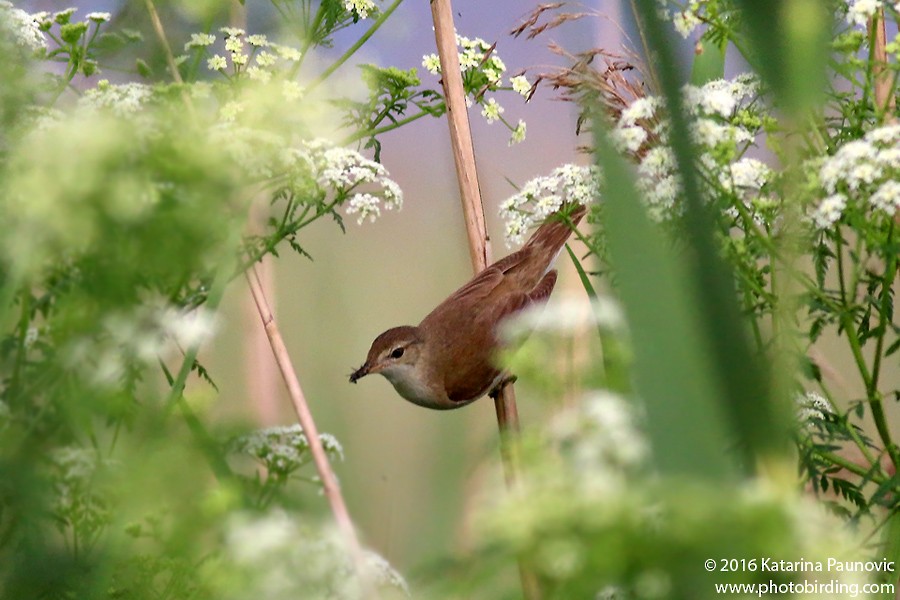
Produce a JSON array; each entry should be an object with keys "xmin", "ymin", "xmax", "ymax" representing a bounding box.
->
[{"xmin": 390, "ymin": 347, "xmax": 404, "ymax": 359}]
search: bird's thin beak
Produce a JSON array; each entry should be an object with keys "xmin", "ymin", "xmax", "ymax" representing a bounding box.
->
[{"xmin": 349, "ymin": 364, "xmax": 369, "ymax": 383}]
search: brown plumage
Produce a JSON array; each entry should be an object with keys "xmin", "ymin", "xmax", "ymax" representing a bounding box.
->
[{"xmin": 350, "ymin": 204, "xmax": 587, "ymax": 410}]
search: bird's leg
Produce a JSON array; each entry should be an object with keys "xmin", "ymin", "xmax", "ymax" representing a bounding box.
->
[{"xmin": 488, "ymin": 374, "xmax": 518, "ymax": 399}]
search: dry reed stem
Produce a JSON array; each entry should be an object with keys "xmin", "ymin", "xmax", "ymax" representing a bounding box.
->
[
  {"xmin": 245, "ymin": 266, "xmax": 369, "ymax": 583},
  {"xmin": 870, "ymin": 9, "xmax": 896, "ymax": 121},
  {"xmin": 429, "ymin": 1, "xmax": 538, "ymax": 598}
]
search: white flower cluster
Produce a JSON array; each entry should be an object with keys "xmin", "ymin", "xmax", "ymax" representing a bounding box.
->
[
  {"xmin": 795, "ymin": 391, "xmax": 832, "ymax": 425},
  {"xmin": 344, "ymin": 0, "xmax": 377, "ymax": 19},
  {"xmin": 612, "ymin": 74, "xmax": 770, "ymax": 222},
  {"xmin": 503, "ymin": 294, "xmax": 625, "ymax": 340},
  {"xmin": 51, "ymin": 446, "xmax": 111, "ymax": 536},
  {"xmin": 499, "ymin": 164, "xmax": 600, "ymax": 245},
  {"xmin": 810, "ymin": 123, "xmax": 900, "ymax": 229},
  {"xmin": 422, "ymin": 33, "xmax": 530, "ymax": 143},
  {"xmin": 548, "ymin": 390, "xmax": 648, "ymax": 492},
  {"xmin": 67, "ymin": 304, "xmax": 217, "ymax": 386},
  {"xmin": 656, "ymin": 0, "xmax": 710, "ymax": 38},
  {"xmin": 843, "ymin": 0, "xmax": 891, "ymax": 27},
  {"xmin": 80, "ymin": 80, "xmax": 154, "ymax": 116},
  {"xmin": 230, "ymin": 424, "xmax": 344, "ymax": 477},
  {"xmin": 223, "ymin": 510, "xmax": 408, "ymax": 599},
  {"xmin": 0, "ymin": 1, "xmax": 48, "ymax": 52},
  {"xmin": 191, "ymin": 27, "xmax": 303, "ymax": 85},
  {"xmin": 298, "ymin": 141, "xmax": 403, "ymax": 225}
]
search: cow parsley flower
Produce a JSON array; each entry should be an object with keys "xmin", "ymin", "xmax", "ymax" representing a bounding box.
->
[
  {"xmin": 184, "ymin": 32, "xmax": 215, "ymax": 50},
  {"xmin": 809, "ymin": 194, "xmax": 847, "ymax": 229},
  {"xmin": 500, "ymin": 164, "xmax": 600, "ymax": 245},
  {"xmin": 509, "ymin": 119, "xmax": 527, "ymax": 145},
  {"xmin": 481, "ymin": 97, "xmax": 504, "ymax": 124},
  {"xmin": 344, "ymin": 0, "xmax": 376, "ymax": 19},
  {"xmin": 845, "ymin": 0, "xmax": 883, "ymax": 27},
  {"xmin": 611, "ymin": 74, "xmax": 766, "ymax": 221},
  {"xmin": 207, "ymin": 54, "xmax": 227, "ymax": 71},
  {"xmin": 0, "ymin": 2, "xmax": 48, "ymax": 52},
  {"xmin": 422, "ymin": 53, "xmax": 441, "ymax": 74},
  {"xmin": 85, "ymin": 12, "xmax": 111, "ymax": 22},
  {"xmin": 511, "ymin": 75, "xmax": 531, "ymax": 96},
  {"xmin": 81, "ymin": 81, "xmax": 153, "ymax": 116},
  {"xmin": 812, "ymin": 123, "xmax": 900, "ymax": 224}
]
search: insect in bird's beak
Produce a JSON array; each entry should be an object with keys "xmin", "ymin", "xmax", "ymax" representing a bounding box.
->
[{"xmin": 349, "ymin": 364, "xmax": 369, "ymax": 383}]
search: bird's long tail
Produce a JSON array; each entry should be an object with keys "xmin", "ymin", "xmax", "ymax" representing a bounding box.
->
[{"xmin": 523, "ymin": 203, "xmax": 588, "ymax": 260}]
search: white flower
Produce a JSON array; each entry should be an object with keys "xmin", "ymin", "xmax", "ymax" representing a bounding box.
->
[
  {"xmin": 219, "ymin": 26, "xmax": 245, "ymax": 37},
  {"xmin": 619, "ymin": 97, "xmax": 658, "ymax": 127},
  {"xmin": 81, "ymin": 81, "xmax": 153, "ymax": 116},
  {"xmin": 246, "ymin": 34, "xmax": 269, "ymax": 47},
  {"xmin": 672, "ymin": 9, "xmax": 701, "ymax": 38},
  {"xmin": 796, "ymin": 391, "xmax": 832, "ymax": 424},
  {"xmin": 207, "ymin": 54, "xmax": 227, "ymax": 71},
  {"xmin": 511, "ymin": 75, "xmax": 531, "ymax": 97},
  {"xmin": 184, "ymin": 32, "xmax": 215, "ymax": 50},
  {"xmin": 231, "ymin": 52, "xmax": 248, "ymax": 66},
  {"xmin": 344, "ymin": 0, "xmax": 376, "ymax": 19},
  {"xmin": 729, "ymin": 158, "xmax": 771, "ymax": 190},
  {"xmin": 255, "ymin": 51, "xmax": 277, "ymax": 67},
  {"xmin": 810, "ymin": 194, "xmax": 847, "ymax": 229},
  {"xmin": 846, "ymin": 0, "xmax": 883, "ymax": 27},
  {"xmin": 246, "ymin": 66, "xmax": 271, "ymax": 82},
  {"xmin": 481, "ymin": 98, "xmax": 504, "ymax": 124},
  {"xmin": 160, "ymin": 307, "xmax": 218, "ymax": 348},
  {"xmin": 273, "ymin": 44, "xmax": 302, "ymax": 61},
  {"xmin": 638, "ymin": 146, "xmax": 676, "ymax": 179},
  {"xmin": 224, "ymin": 36, "xmax": 243, "ymax": 53},
  {"xmin": 0, "ymin": 4, "xmax": 48, "ymax": 51},
  {"xmin": 499, "ymin": 164, "xmax": 600, "ymax": 245},
  {"xmin": 282, "ymin": 81, "xmax": 304, "ymax": 101},
  {"xmin": 504, "ymin": 295, "xmax": 624, "ymax": 339},
  {"xmin": 422, "ymin": 53, "xmax": 441, "ymax": 74},
  {"xmin": 220, "ymin": 101, "xmax": 245, "ymax": 122},
  {"xmin": 346, "ymin": 193, "xmax": 382, "ymax": 224},
  {"xmin": 85, "ymin": 12, "xmax": 111, "ymax": 22},
  {"xmin": 612, "ymin": 125, "xmax": 648, "ymax": 154},
  {"xmin": 509, "ymin": 120, "xmax": 527, "ymax": 145},
  {"xmin": 871, "ymin": 180, "xmax": 900, "ymax": 215}
]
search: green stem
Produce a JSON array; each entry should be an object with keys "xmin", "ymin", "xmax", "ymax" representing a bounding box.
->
[
  {"xmin": 292, "ymin": 1, "xmax": 326, "ymax": 76},
  {"xmin": 819, "ymin": 450, "xmax": 886, "ymax": 484},
  {"xmin": 868, "ymin": 223, "xmax": 896, "ymax": 398},
  {"xmin": 305, "ymin": 0, "xmax": 404, "ymax": 94},
  {"xmin": 341, "ymin": 109, "xmax": 431, "ymax": 145}
]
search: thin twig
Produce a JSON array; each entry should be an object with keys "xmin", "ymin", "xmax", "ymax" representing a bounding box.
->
[
  {"xmin": 244, "ymin": 266, "xmax": 369, "ymax": 582},
  {"xmin": 429, "ymin": 1, "xmax": 538, "ymax": 598}
]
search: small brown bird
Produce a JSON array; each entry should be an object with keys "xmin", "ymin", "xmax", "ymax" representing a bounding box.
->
[{"xmin": 349, "ymin": 204, "xmax": 587, "ymax": 410}]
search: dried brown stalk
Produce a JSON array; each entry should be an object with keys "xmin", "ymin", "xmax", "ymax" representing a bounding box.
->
[
  {"xmin": 429, "ymin": 1, "xmax": 538, "ymax": 598},
  {"xmin": 512, "ymin": 5, "xmax": 649, "ymax": 144},
  {"xmin": 245, "ymin": 266, "xmax": 368, "ymax": 581},
  {"xmin": 869, "ymin": 10, "xmax": 896, "ymax": 120}
]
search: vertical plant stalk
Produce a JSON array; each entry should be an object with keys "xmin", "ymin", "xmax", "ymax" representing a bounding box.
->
[
  {"xmin": 145, "ymin": 0, "xmax": 180, "ymax": 83},
  {"xmin": 869, "ymin": 10, "xmax": 896, "ymax": 120},
  {"xmin": 143, "ymin": 0, "xmax": 195, "ymax": 115},
  {"xmin": 429, "ymin": 1, "xmax": 538, "ymax": 598},
  {"xmin": 245, "ymin": 266, "xmax": 368, "ymax": 579}
]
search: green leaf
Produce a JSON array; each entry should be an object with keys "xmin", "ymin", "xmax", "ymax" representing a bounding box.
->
[
  {"xmin": 729, "ymin": 0, "xmax": 831, "ymax": 114},
  {"xmin": 136, "ymin": 59, "xmax": 151, "ymax": 79},
  {"xmin": 594, "ymin": 127, "xmax": 733, "ymax": 480}
]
